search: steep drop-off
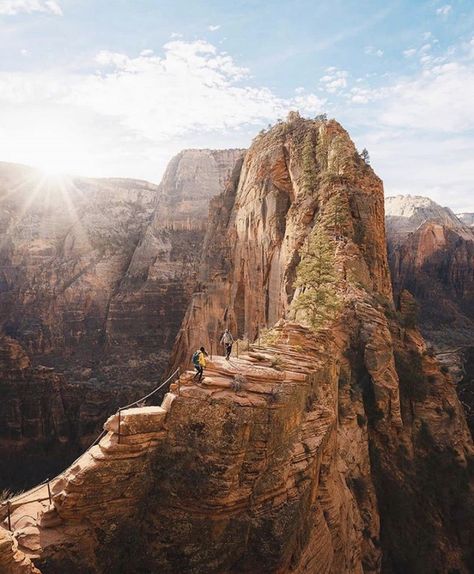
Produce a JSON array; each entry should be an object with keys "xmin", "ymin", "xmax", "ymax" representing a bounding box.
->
[
  {"xmin": 386, "ymin": 195, "xmax": 474, "ymax": 433},
  {"xmin": 2, "ymin": 115, "xmax": 472, "ymax": 574},
  {"xmin": 0, "ymin": 152, "xmax": 242, "ymax": 489}
]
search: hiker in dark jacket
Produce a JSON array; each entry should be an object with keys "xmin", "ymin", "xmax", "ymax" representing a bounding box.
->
[
  {"xmin": 192, "ymin": 346, "xmax": 208, "ymax": 382},
  {"xmin": 220, "ymin": 329, "xmax": 234, "ymax": 360}
]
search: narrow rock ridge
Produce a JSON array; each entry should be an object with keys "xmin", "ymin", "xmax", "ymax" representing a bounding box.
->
[{"xmin": 1, "ymin": 322, "xmax": 352, "ymax": 573}]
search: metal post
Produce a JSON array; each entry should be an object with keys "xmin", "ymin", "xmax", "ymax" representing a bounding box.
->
[
  {"xmin": 7, "ymin": 501, "xmax": 11, "ymax": 531},
  {"xmin": 117, "ymin": 410, "xmax": 122, "ymax": 444},
  {"xmin": 47, "ymin": 480, "xmax": 52, "ymax": 505}
]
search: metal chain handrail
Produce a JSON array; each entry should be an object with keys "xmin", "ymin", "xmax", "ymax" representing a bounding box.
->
[{"xmin": 0, "ymin": 367, "xmax": 180, "ymax": 526}]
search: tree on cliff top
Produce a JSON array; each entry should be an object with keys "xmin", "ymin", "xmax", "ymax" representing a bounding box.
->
[{"xmin": 292, "ymin": 229, "xmax": 340, "ymax": 328}]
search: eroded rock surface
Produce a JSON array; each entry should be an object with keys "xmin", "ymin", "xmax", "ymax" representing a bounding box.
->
[
  {"xmin": 1, "ymin": 118, "xmax": 473, "ymax": 573},
  {"xmin": 386, "ymin": 194, "xmax": 474, "ymax": 433}
]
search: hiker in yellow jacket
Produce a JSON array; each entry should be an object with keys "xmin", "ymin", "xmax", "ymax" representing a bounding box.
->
[{"xmin": 192, "ymin": 346, "xmax": 208, "ymax": 383}]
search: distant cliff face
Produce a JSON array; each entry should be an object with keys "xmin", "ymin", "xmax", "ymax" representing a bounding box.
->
[
  {"xmin": 457, "ymin": 212, "xmax": 474, "ymax": 227},
  {"xmin": 105, "ymin": 149, "xmax": 245, "ymax": 375},
  {"xmin": 0, "ymin": 162, "xmax": 158, "ymax": 364},
  {"xmin": 0, "ymin": 152, "xmax": 243, "ymax": 380},
  {"xmin": 0, "ymin": 151, "xmax": 243, "ymax": 490},
  {"xmin": 385, "ymin": 194, "xmax": 464, "ymax": 240},
  {"xmin": 385, "ymin": 194, "xmax": 474, "ymax": 434}
]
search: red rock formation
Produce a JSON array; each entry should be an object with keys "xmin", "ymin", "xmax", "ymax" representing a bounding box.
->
[
  {"xmin": 386, "ymin": 195, "xmax": 474, "ymax": 433},
  {"xmin": 105, "ymin": 149, "xmax": 244, "ymax": 375},
  {"xmin": 0, "ymin": 336, "xmax": 71, "ymax": 491},
  {"xmin": 0, "ymin": 528, "xmax": 39, "ymax": 574},
  {"xmin": 1, "ymin": 117, "xmax": 473, "ymax": 573}
]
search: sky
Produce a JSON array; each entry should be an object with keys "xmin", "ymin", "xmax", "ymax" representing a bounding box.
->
[{"xmin": 0, "ymin": 0, "xmax": 473, "ymax": 211}]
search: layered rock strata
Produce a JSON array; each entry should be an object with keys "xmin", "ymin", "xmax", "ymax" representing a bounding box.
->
[
  {"xmin": 385, "ymin": 195, "xmax": 474, "ymax": 433},
  {"xmin": 105, "ymin": 149, "xmax": 245, "ymax": 375},
  {"xmin": 1, "ymin": 117, "xmax": 473, "ymax": 573}
]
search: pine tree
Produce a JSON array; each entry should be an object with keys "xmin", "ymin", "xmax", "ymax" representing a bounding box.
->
[
  {"xmin": 327, "ymin": 193, "xmax": 347, "ymax": 240},
  {"xmin": 360, "ymin": 148, "xmax": 370, "ymax": 165},
  {"xmin": 292, "ymin": 229, "xmax": 340, "ymax": 328}
]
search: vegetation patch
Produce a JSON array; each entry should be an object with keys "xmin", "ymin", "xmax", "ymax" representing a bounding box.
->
[{"xmin": 291, "ymin": 228, "xmax": 341, "ymax": 329}]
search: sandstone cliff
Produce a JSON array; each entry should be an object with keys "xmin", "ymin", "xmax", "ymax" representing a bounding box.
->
[
  {"xmin": 2, "ymin": 116, "xmax": 472, "ymax": 574},
  {"xmin": 105, "ymin": 149, "xmax": 245, "ymax": 376},
  {"xmin": 385, "ymin": 195, "xmax": 474, "ymax": 433},
  {"xmin": 0, "ymin": 152, "xmax": 242, "ymax": 490}
]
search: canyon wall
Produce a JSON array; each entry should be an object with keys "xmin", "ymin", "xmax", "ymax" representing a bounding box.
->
[
  {"xmin": 3, "ymin": 116, "xmax": 472, "ymax": 574},
  {"xmin": 386, "ymin": 195, "xmax": 474, "ymax": 432},
  {"xmin": 0, "ymin": 152, "xmax": 242, "ymax": 490}
]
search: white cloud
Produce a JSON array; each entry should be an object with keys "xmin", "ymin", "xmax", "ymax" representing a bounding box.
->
[
  {"xmin": 436, "ymin": 4, "xmax": 452, "ymax": 16},
  {"xmin": 0, "ymin": 0, "xmax": 62, "ymax": 15},
  {"xmin": 365, "ymin": 45, "xmax": 384, "ymax": 57},
  {"xmin": 379, "ymin": 61, "xmax": 474, "ymax": 132},
  {"xmin": 403, "ymin": 48, "xmax": 417, "ymax": 58},
  {"xmin": 0, "ymin": 40, "xmax": 325, "ymax": 179},
  {"xmin": 208, "ymin": 24, "xmax": 220, "ymax": 31},
  {"xmin": 320, "ymin": 68, "xmax": 348, "ymax": 93},
  {"xmin": 324, "ymin": 40, "xmax": 474, "ymax": 210}
]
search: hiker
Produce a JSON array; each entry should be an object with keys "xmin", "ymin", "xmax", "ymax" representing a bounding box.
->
[
  {"xmin": 192, "ymin": 346, "xmax": 208, "ymax": 383},
  {"xmin": 220, "ymin": 328, "xmax": 234, "ymax": 360}
]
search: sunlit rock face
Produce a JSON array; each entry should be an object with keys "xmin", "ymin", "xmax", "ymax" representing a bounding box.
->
[
  {"xmin": 2, "ymin": 120, "xmax": 473, "ymax": 574},
  {"xmin": 385, "ymin": 195, "xmax": 474, "ymax": 432},
  {"xmin": 82, "ymin": 116, "xmax": 472, "ymax": 574},
  {"xmin": 0, "ymin": 162, "xmax": 158, "ymax": 367}
]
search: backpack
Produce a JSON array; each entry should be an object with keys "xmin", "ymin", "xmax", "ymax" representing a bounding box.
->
[{"xmin": 192, "ymin": 350, "xmax": 201, "ymax": 366}]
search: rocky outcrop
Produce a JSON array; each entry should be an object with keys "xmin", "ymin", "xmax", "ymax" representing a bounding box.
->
[
  {"xmin": 169, "ymin": 116, "xmax": 473, "ymax": 573},
  {"xmin": 2, "ymin": 117, "xmax": 473, "ymax": 573},
  {"xmin": 385, "ymin": 195, "xmax": 474, "ymax": 434},
  {"xmin": 0, "ymin": 528, "xmax": 39, "ymax": 574},
  {"xmin": 172, "ymin": 115, "xmax": 391, "ymax": 367}
]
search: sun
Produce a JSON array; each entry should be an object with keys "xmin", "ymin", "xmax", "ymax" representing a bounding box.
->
[{"xmin": 9, "ymin": 110, "xmax": 93, "ymax": 178}]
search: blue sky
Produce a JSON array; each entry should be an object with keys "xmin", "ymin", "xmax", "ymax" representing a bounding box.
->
[{"xmin": 0, "ymin": 0, "xmax": 473, "ymax": 210}]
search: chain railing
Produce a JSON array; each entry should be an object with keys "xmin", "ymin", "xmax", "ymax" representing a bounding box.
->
[{"xmin": 0, "ymin": 367, "xmax": 180, "ymax": 530}]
